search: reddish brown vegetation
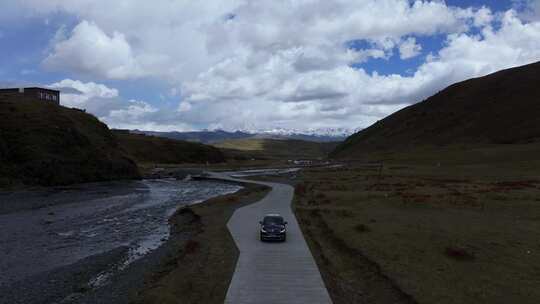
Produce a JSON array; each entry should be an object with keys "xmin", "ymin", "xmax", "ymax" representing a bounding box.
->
[
  {"xmin": 295, "ymin": 183, "xmax": 307, "ymax": 196},
  {"xmin": 400, "ymin": 193, "xmax": 432, "ymax": 204},
  {"xmin": 492, "ymin": 180, "xmax": 538, "ymax": 191},
  {"xmin": 184, "ymin": 240, "xmax": 200, "ymax": 255}
]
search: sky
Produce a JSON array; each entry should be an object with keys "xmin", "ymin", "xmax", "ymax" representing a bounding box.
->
[{"xmin": 1, "ymin": 0, "xmax": 540, "ymax": 134}]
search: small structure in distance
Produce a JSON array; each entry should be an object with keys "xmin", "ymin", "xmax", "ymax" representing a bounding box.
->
[{"xmin": 0, "ymin": 87, "xmax": 60, "ymax": 105}]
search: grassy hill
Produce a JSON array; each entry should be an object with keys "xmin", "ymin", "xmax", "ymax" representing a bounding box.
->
[
  {"xmin": 287, "ymin": 62, "xmax": 540, "ymax": 303},
  {"xmin": 113, "ymin": 131, "xmax": 225, "ymax": 165},
  {"xmin": 332, "ymin": 61, "xmax": 540, "ymax": 158},
  {"xmin": 213, "ymin": 138, "xmax": 339, "ymax": 160},
  {"xmin": 0, "ymin": 100, "xmax": 140, "ymax": 187}
]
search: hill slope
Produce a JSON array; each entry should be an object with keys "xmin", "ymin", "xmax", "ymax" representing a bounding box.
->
[
  {"xmin": 113, "ymin": 131, "xmax": 225, "ymax": 164},
  {"xmin": 135, "ymin": 130, "xmax": 253, "ymax": 144},
  {"xmin": 214, "ymin": 138, "xmax": 338, "ymax": 160},
  {"xmin": 332, "ymin": 61, "xmax": 540, "ymax": 158},
  {"xmin": 0, "ymin": 101, "xmax": 140, "ymax": 187}
]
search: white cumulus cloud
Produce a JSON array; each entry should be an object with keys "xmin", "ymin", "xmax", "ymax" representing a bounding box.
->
[
  {"xmin": 2, "ymin": 1, "xmax": 540, "ymax": 132},
  {"xmin": 44, "ymin": 21, "xmax": 145, "ymax": 79},
  {"xmin": 399, "ymin": 37, "xmax": 423, "ymax": 59}
]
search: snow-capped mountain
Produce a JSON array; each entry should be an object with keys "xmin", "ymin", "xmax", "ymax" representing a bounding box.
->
[
  {"xmin": 251, "ymin": 127, "xmax": 356, "ymax": 138},
  {"xmin": 130, "ymin": 127, "xmax": 357, "ymax": 143}
]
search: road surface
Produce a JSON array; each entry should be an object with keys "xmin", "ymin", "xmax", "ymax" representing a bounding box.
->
[{"xmin": 210, "ymin": 173, "xmax": 333, "ymax": 304}]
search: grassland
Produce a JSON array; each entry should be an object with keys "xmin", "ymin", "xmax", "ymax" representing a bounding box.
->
[
  {"xmin": 0, "ymin": 101, "xmax": 140, "ymax": 187},
  {"xmin": 214, "ymin": 138, "xmax": 338, "ymax": 161},
  {"xmin": 292, "ymin": 144, "xmax": 540, "ymax": 304},
  {"xmin": 113, "ymin": 131, "xmax": 225, "ymax": 165}
]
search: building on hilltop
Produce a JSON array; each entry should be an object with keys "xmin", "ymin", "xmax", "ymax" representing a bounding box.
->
[{"xmin": 0, "ymin": 87, "xmax": 60, "ymax": 105}]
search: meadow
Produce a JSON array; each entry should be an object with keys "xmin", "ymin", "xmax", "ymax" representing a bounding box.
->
[{"xmin": 294, "ymin": 144, "xmax": 540, "ymax": 304}]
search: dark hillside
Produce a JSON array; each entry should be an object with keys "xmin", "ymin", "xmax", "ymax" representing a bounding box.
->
[
  {"xmin": 0, "ymin": 100, "xmax": 140, "ymax": 187},
  {"xmin": 332, "ymin": 61, "xmax": 540, "ymax": 158},
  {"xmin": 113, "ymin": 131, "xmax": 225, "ymax": 164},
  {"xmin": 133, "ymin": 130, "xmax": 253, "ymax": 143}
]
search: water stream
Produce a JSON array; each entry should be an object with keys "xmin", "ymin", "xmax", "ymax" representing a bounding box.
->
[{"xmin": 0, "ymin": 178, "xmax": 241, "ymax": 286}]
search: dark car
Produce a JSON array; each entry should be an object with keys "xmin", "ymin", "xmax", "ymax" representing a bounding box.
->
[{"xmin": 259, "ymin": 214, "xmax": 287, "ymax": 241}]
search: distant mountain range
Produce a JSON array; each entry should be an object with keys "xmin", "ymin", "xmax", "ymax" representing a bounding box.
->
[{"xmin": 130, "ymin": 128, "xmax": 352, "ymax": 143}]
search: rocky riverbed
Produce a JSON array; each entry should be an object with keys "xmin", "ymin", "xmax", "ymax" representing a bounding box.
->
[{"xmin": 0, "ymin": 178, "xmax": 241, "ymax": 304}]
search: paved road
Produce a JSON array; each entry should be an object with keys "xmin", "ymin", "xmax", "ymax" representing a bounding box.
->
[{"xmin": 210, "ymin": 173, "xmax": 332, "ymax": 304}]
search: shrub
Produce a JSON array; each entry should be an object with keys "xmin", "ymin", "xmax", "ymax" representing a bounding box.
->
[
  {"xmin": 354, "ymin": 224, "xmax": 371, "ymax": 233},
  {"xmin": 184, "ymin": 240, "xmax": 200, "ymax": 254},
  {"xmin": 295, "ymin": 183, "xmax": 307, "ymax": 196},
  {"xmin": 444, "ymin": 246, "xmax": 475, "ymax": 261},
  {"xmin": 315, "ymin": 192, "xmax": 326, "ymax": 199}
]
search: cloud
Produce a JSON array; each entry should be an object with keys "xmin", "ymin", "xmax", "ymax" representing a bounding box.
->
[
  {"xmin": 43, "ymin": 21, "xmax": 145, "ymax": 79},
  {"xmin": 101, "ymin": 103, "xmax": 194, "ymax": 132},
  {"xmin": 50, "ymin": 78, "xmax": 119, "ymax": 108},
  {"xmin": 398, "ymin": 37, "xmax": 423, "ymax": 59},
  {"xmin": 49, "ymin": 79, "xmax": 129, "ymax": 120},
  {"xmin": 473, "ymin": 6, "xmax": 494, "ymax": 26},
  {"xmin": 26, "ymin": 0, "xmax": 475, "ymax": 83},
  {"xmin": 107, "ymin": 100, "xmax": 158, "ymax": 123},
  {"xmin": 415, "ymin": 9, "xmax": 540, "ymax": 85},
  {"xmin": 180, "ymin": 8, "xmax": 540, "ymax": 130},
  {"xmin": 48, "ymin": 79, "xmax": 195, "ymax": 132},
  {"xmin": 513, "ymin": 0, "xmax": 540, "ymax": 21},
  {"xmin": 51, "ymin": 79, "xmax": 118, "ymax": 98},
  {"xmin": 3, "ymin": 1, "xmax": 540, "ymax": 132}
]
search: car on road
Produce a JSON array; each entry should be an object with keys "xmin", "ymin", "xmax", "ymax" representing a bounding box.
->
[{"xmin": 259, "ymin": 214, "xmax": 287, "ymax": 242}]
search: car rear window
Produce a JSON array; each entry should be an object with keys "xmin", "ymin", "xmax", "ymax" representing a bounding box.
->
[{"xmin": 263, "ymin": 216, "xmax": 284, "ymax": 225}]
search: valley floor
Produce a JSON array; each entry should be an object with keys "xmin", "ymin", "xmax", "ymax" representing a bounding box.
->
[
  {"xmin": 4, "ymin": 149, "xmax": 539, "ymax": 304},
  {"xmin": 288, "ymin": 155, "xmax": 540, "ymax": 304},
  {"xmin": 249, "ymin": 143, "xmax": 540, "ymax": 303}
]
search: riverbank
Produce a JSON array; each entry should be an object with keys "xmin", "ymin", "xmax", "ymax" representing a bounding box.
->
[
  {"xmin": 132, "ymin": 181, "xmax": 270, "ymax": 304},
  {"xmin": 0, "ymin": 180, "xmax": 141, "ymax": 215},
  {"xmin": 0, "ymin": 178, "xmax": 254, "ymax": 304}
]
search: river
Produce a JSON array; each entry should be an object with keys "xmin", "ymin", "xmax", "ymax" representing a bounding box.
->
[{"xmin": 0, "ymin": 178, "xmax": 241, "ymax": 287}]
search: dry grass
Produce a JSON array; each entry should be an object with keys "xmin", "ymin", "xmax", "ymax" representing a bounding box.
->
[
  {"xmin": 293, "ymin": 149, "xmax": 540, "ymax": 304},
  {"xmin": 113, "ymin": 130, "xmax": 225, "ymax": 164},
  {"xmin": 133, "ymin": 182, "xmax": 270, "ymax": 304},
  {"xmin": 214, "ymin": 138, "xmax": 338, "ymax": 160}
]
